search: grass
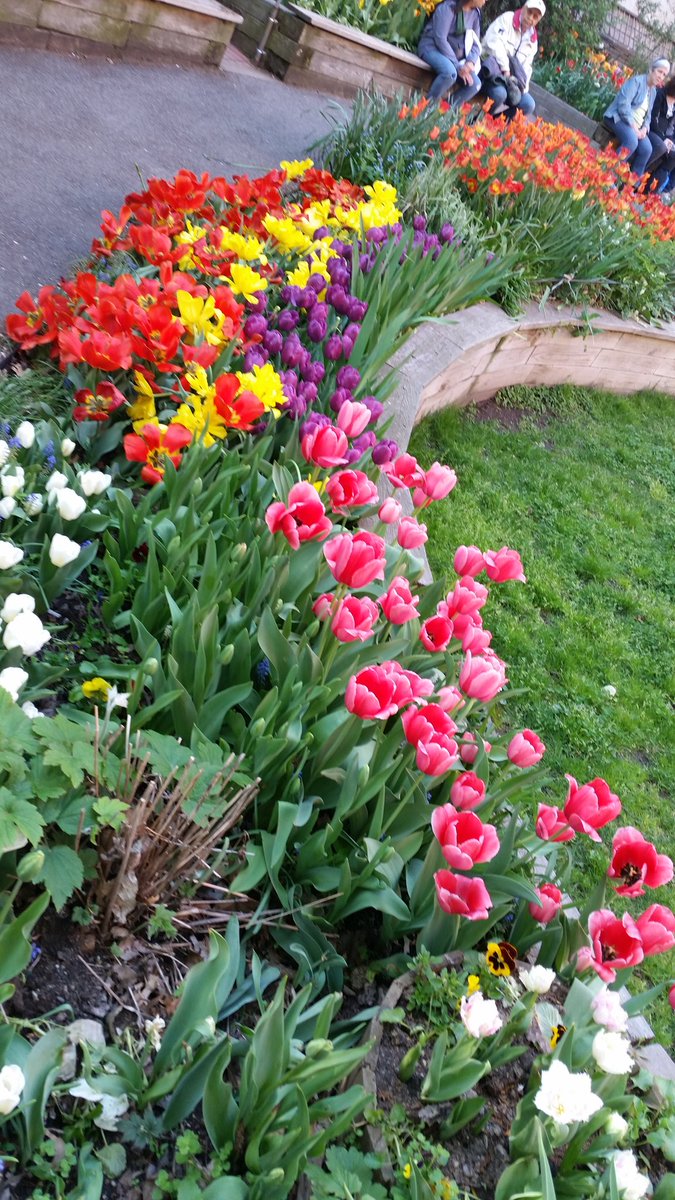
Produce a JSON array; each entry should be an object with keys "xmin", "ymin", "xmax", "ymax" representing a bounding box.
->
[
  {"xmin": 409, "ymin": 384, "xmax": 675, "ymax": 1044},
  {"xmin": 0, "ymin": 356, "xmax": 72, "ymax": 428}
]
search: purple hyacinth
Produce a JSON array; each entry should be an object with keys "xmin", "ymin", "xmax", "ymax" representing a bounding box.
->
[
  {"xmin": 283, "ymin": 391, "xmax": 308, "ymax": 420},
  {"xmin": 280, "ymin": 285, "xmax": 301, "ymax": 306},
  {"xmin": 298, "ymin": 380, "xmax": 318, "ymax": 406},
  {"xmin": 308, "ymin": 272, "xmax": 327, "ymax": 292},
  {"xmin": 361, "ymin": 395, "xmax": 384, "ymax": 422},
  {"xmin": 304, "ymin": 360, "xmax": 326, "ymax": 386},
  {"xmin": 297, "ymin": 287, "xmax": 317, "ymax": 311},
  {"xmin": 248, "ymin": 291, "xmax": 268, "ymax": 313},
  {"xmin": 347, "ymin": 298, "xmax": 368, "ymax": 322},
  {"xmin": 326, "ymin": 285, "xmax": 351, "ymax": 314},
  {"xmin": 413, "ymin": 214, "xmax": 427, "ymax": 232},
  {"xmin": 440, "ymin": 223, "xmax": 455, "ymax": 244},
  {"xmin": 352, "ymin": 431, "xmax": 377, "ymax": 454}
]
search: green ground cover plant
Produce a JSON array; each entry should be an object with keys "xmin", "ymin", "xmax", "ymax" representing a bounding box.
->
[{"xmin": 409, "ymin": 384, "xmax": 675, "ymax": 1041}]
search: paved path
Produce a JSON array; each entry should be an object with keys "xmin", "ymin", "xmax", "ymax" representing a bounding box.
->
[{"xmin": 0, "ymin": 43, "xmax": 345, "ymax": 319}]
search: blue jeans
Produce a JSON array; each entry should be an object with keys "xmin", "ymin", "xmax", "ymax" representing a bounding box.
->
[
  {"xmin": 483, "ymin": 80, "xmax": 536, "ymax": 119},
  {"xmin": 605, "ymin": 116, "xmax": 654, "ymax": 176},
  {"xmin": 420, "ymin": 46, "xmax": 481, "ymax": 105}
]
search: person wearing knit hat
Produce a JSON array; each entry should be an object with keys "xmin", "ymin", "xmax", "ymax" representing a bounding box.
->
[
  {"xmin": 603, "ymin": 56, "xmax": 671, "ymax": 178},
  {"xmin": 480, "ymin": 2, "xmax": 546, "ymax": 120}
]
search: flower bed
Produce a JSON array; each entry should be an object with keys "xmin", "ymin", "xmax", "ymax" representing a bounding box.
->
[{"xmin": 535, "ymin": 49, "xmax": 633, "ymax": 124}]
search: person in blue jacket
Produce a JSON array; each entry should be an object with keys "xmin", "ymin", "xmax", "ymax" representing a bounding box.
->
[
  {"xmin": 418, "ymin": 0, "xmax": 487, "ymax": 104},
  {"xmin": 603, "ymin": 57, "xmax": 670, "ymax": 177}
]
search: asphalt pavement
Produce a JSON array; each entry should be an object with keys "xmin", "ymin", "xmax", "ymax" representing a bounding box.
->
[{"xmin": 0, "ymin": 42, "xmax": 346, "ymax": 319}]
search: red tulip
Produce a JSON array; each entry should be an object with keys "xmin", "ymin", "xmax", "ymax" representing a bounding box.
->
[
  {"xmin": 438, "ymin": 685, "xmax": 464, "ymax": 713},
  {"xmin": 459, "ymin": 732, "xmax": 491, "ymax": 764},
  {"xmin": 378, "ymin": 497, "xmax": 403, "ymax": 524},
  {"xmin": 325, "ymin": 469, "xmax": 379, "ymax": 514},
  {"xmin": 336, "ymin": 400, "xmax": 371, "ymax": 438},
  {"xmin": 508, "ymin": 729, "xmax": 546, "ymax": 767},
  {"xmin": 564, "ymin": 775, "xmax": 622, "ymax": 842},
  {"xmin": 576, "ymin": 909, "xmax": 644, "ymax": 983},
  {"xmin": 301, "ymin": 424, "xmax": 349, "ymax": 468},
  {"xmin": 420, "ymin": 615, "xmax": 454, "ymax": 653},
  {"xmin": 608, "ymin": 827, "xmax": 674, "ymax": 897},
  {"xmin": 382, "ymin": 452, "xmax": 424, "ymax": 489},
  {"xmin": 529, "ymin": 883, "xmax": 563, "ymax": 924},
  {"xmin": 635, "ymin": 904, "xmax": 675, "ymax": 956},
  {"xmin": 413, "ymin": 462, "xmax": 457, "ymax": 508},
  {"xmin": 450, "ymin": 771, "xmax": 486, "ymax": 811},
  {"xmin": 434, "ymin": 870, "xmax": 493, "ymax": 920},
  {"xmin": 313, "ymin": 593, "xmax": 334, "ymax": 621},
  {"xmin": 397, "ymin": 517, "xmax": 428, "ymax": 549},
  {"xmin": 324, "ymin": 531, "xmax": 386, "ymax": 588},
  {"xmin": 432, "ymin": 805, "xmax": 500, "ymax": 869},
  {"xmin": 442, "ymin": 576, "xmax": 489, "ymax": 619},
  {"xmin": 345, "ymin": 665, "xmax": 399, "ymax": 720},
  {"xmin": 459, "ymin": 651, "xmax": 507, "ymax": 703},
  {"xmin": 402, "ymin": 703, "xmax": 457, "ymax": 748}
]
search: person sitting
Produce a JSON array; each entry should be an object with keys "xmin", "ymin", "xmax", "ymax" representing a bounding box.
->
[
  {"xmin": 418, "ymin": 0, "xmax": 487, "ymax": 105},
  {"xmin": 603, "ymin": 57, "xmax": 671, "ymax": 178},
  {"xmin": 645, "ymin": 74, "xmax": 675, "ymax": 192},
  {"xmin": 480, "ymin": 0, "xmax": 545, "ymax": 120}
]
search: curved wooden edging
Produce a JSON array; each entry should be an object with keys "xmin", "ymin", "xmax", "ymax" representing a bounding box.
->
[{"xmin": 384, "ymin": 301, "xmax": 675, "ymax": 452}]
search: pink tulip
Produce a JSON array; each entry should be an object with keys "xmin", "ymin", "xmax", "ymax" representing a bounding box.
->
[
  {"xmin": 435, "ymin": 870, "xmax": 493, "ymax": 920},
  {"xmin": 441, "ymin": 576, "xmax": 489, "ymax": 619},
  {"xmin": 265, "ymin": 481, "xmax": 333, "ymax": 550},
  {"xmin": 301, "ymin": 424, "xmax": 349, "ymax": 468},
  {"xmin": 459, "ymin": 651, "xmax": 507, "ymax": 703},
  {"xmin": 608, "ymin": 827, "xmax": 674, "ymax": 897},
  {"xmin": 325, "ymin": 469, "xmax": 378, "ymax": 514},
  {"xmin": 417, "ymin": 733, "xmax": 459, "ymax": 776},
  {"xmin": 669, "ymin": 984, "xmax": 675, "ymax": 1011},
  {"xmin": 564, "ymin": 775, "xmax": 622, "ymax": 842},
  {"xmin": 413, "ymin": 462, "xmax": 457, "ymax": 508},
  {"xmin": 336, "ymin": 400, "xmax": 371, "ymax": 438},
  {"xmin": 459, "ymin": 732, "xmax": 491, "ymax": 764},
  {"xmin": 636, "ymin": 904, "xmax": 675, "ymax": 956},
  {"xmin": 508, "ymin": 729, "xmax": 546, "ymax": 768},
  {"xmin": 313, "ymin": 592, "xmax": 335, "ymax": 621},
  {"xmin": 438, "ymin": 685, "xmax": 465, "ymax": 713},
  {"xmin": 576, "ymin": 909, "xmax": 644, "ymax": 983},
  {"xmin": 389, "ymin": 664, "xmax": 434, "ymax": 708},
  {"xmin": 483, "ymin": 546, "xmax": 526, "ymax": 583},
  {"xmin": 397, "ymin": 517, "xmax": 428, "ymax": 549},
  {"xmin": 433, "ymin": 805, "xmax": 499, "ymax": 869},
  {"xmin": 402, "ymin": 703, "xmax": 457, "ymax": 748},
  {"xmin": 380, "ymin": 576, "xmax": 420, "ymax": 625},
  {"xmin": 458, "ymin": 618, "xmax": 492, "ymax": 654},
  {"xmin": 420, "ymin": 615, "xmax": 454, "ymax": 653},
  {"xmin": 450, "ymin": 771, "xmax": 486, "ymax": 810},
  {"xmin": 378, "ymin": 497, "xmax": 403, "ymax": 524},
  {"xmin": 536, "ymin": 804, "xmax": 575, "ymax": 843},
  {"xmin": 324, "ymin": 531, "xmax": 386, "ymax": 588},
  {"xmin": 382, "ymin": 452, "xmax": 424, "ymax": 490},
  {"xmin": 453, "ymin": 545, "xmax": 485, "ymax": 577},
  {"xmin": 345, "ymin": 665, "xmax": 399, "ymax": 720},
  {"xmin": 529, "ymin": 883, "xmax": 563, "ymax": 924},
  {"xmin": 331, "ymin": 595, "xmax": 379, "ymax": 643}
]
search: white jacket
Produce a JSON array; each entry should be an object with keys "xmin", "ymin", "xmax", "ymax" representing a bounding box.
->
[{"xmin": 482, "ymin": 10, "xmax": 539, "ymax": 90}]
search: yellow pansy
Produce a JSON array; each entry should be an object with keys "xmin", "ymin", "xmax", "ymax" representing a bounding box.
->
[
  {"xmin": 235, "ymin": 362, "xmax": 285, "ymax": 414},
  {"xmin": 219, "ymin": 228, "xmax": 268, "ymax": 264},
  {"xmin": 228, "ymin": 264, "xmax": 268, "ymax": 303},
  {"xmin": 262, "ymin": 214, "xmax": 314, "ymax": 255},
  {"xmin": 82, "ymin": 677, "xmax": 111, "ymax": 702},
  {"xmin": 280, "ymin": 157, "xmax": 313, "ymax": 180}
]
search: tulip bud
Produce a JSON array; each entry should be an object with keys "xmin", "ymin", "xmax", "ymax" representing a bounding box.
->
[
  {"xmin": 192, "ymin": 478, "xmax": 203, "ymax": 497},
  {"xmin": 167, "ymin": 537, "xmax": 181, "ymax": 556},
  {"xmin": 358, "ymin": 765, "xmax": 370, "ymax": 787},
  {"xmin": 398, "ymin": 1041, "xmax": 422, "ymax": 1082},
  {"xmin": 250, "ymin": 718, "xmax": 266, "ymax": 738},
  {"xmin": 145, "ymin": 658, "xmax": 159, "ymax": 676},
  {"xmin": 17, "ymin": 850, "xmax": 45, "ymax": 883},
  {"xmin": 234, "ymin": 543, "xmax": 247, "ymax": 561},
  {"xmin": 305, "ymin": 1038, "xmax": 333, "ymax": 1058},
  {"xmin": 220, "ymin": 644, "xmax": 235, "ymax": 666},
  {"xmin": 266, "ymin": 1170, "xmax": 285, "ymax": 1183}
]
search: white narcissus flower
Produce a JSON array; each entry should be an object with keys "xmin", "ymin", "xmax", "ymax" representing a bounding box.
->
[
  {"xmin": 145, "ymin": 1016, "xmax": 165, "ymax": 1052},
  {"xmin": 0, "ymin": 1063, "xmax": 26, "ymax": 1114},
  {"xmin": 21, "ymin": 700, "xmax": 44, "ymax": 719},
  {"xmin": 606, "ymin": 1112, "xmax": 629, "ymax": 1140},
  {"xmin": 1, "ymin": 468, "xmax": 24, "ymax": 498},
  {"xmin": 534, "ymin": 1059, "xmax": 603, "ymax": 1126},
  {"xmin": 107, "ymin": 686, "xmax": 129, "ymax": 710},
  {"xmin": 61, "ymin": 438, "xmax": 76, "ymax": 457},
  {"xmin": 46, "ymin": 470, "xmax": 68, "ymax": 493},
  {"xmin": 613, "ymin": 1149, "xmax": 650, "ymax": 1199},
  {"xmin": 591, "ymin": 987, "xmax": 629, "ymax": 1033},
  {"xmin": 23, "ymin": 493, "xmax": 44, "ymax": 517},
  {"xmin": 49, "ymin": 533, "xmax": 81, "ymax": 567},
  {"xmin": 78, "ymin": 469, "xmax": 111, "ymax": 497},
  {"xmin": 592, "ymin": 1029, "xmax": 633, "ymax": 1075},
  {"xmin": 0, "ymin": 667, "xmax": 29, "ymax": 701},
  {"xmin": 0, "ymin": 497, "xmax": 17, "ymax": 519},
  {"xmin": 0, "ymin": 440, "xmax": 10, "ymax": 468},
  {"xmin": 1, "ymin": 593, "xmax": 36, "ymax": 623},
  {"xmin": 54, "ymin": 487, "xmax": 86, "ymax": 521},
  {"xmin": 15, "ymin": 421, "xmax": 35, "ymax": 448},
  {"xmin": 0, "ymin": 540, "xmax": 24, "ymax": 570},
  {"xmin": 3, "ymin": 611, "xmax": 50, "ymax": 656},
  {"xmin": 519, "ymin": 965, "xmax": 556, "ymax": 995},
  {"xmin": 459, "ymin": 991, "xmax": 503, "ymax": 1037}
]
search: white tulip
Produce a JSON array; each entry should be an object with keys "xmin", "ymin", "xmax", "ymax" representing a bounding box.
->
[
  {"xmin": 46, "ymin": 471, "xmax": 68, "ymax": 493},
  {"xmin": 534, "ymin": 1060, "xmax": 603, "ymax": 1126},
  {"xmin": 606, "ymin": 1112, "xmax": 629, "ymax": 1140},
  {"xmin": 0, "ymin": 440, "xmax": 10, "ymax": 468},
  {"xmin": 613, "ymin": 1150, "xmax": 650, "ymax": 1199},
  {"xmin": 459, "ymin": 991, "xmax": 503, "ymax": 1038},
  {"xmin": 54, "ymin": 487, "xmax": 86, "ymax": 521},
  {"xmin": 0, "ymin": 540, "xmax": 24, "ymax": 570},
  {"xmin": 15, "ymin": 421, "xmax": 35, "ymax": 448},
  {"xmin": 61, "ymin": 438, "xmax": 76, "ymax": 457},
  {"xmin": 0, "ymin": 1063, "xmax": 25, "ymax": 1114},
  {"xmin": 0, "ymin": 497, "xmax": 17, "ymax": 519},
  {"xmin": 21, "ymin": 700, "xmax": 44, "ymax": 719},
  {"xmin": 3, "ymin": 611, "xmax": 50, "ymax": 656},
  {"xmin": 23, "ymin": 493, "xmax": 44, "ymax": 517},
  {"xmin": 591, "ymin": 987, "xmax": 629, "ymax": 1033},
  {"xmin": 0, "ymin": 666, "xmax": 29, "ymax": 701},
  {"xmin": 78, "ymin": 469, "xmax": 111, "ymax": 497},
  {"xmin": 49, "ymin": 533, "xmax": 81, "ymax": 567},
  {"xmin": 1, "ymin": 593, "xmax": 36, "ymax": 623},
  {"xmin": 1, "ymin": 468, "xmax": 24, "ymax": 498},
  {"xmin": 592, "ymin": 1030, "xmax": 633, "ymax": 1075},
  {"xmin": 519, "ymin": 965, "xmax": 556, "ymax": 995}
]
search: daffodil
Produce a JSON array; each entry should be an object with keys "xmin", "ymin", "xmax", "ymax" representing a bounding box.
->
[
  {"xmin": 296, "ymin": 200, "xmax": 332, "ymax": 233},
  {"xmin": 228, "ymin": 264, "xmax": 268, "ymax": 303},
  {"xmin": 262, "ymin": 214, "xmax": 314, "ymax": 255},
  {"xmin": 176, "ymin": 290, "xmax": 226, "ymax": 345},
  {"xmin": 219, "ymin": 229, "xmax": 268, "ymax": 264},
  {"xmin": 235, "ymin": 363, "xmax": 285, "ymax": 414},
  {"xmin": 127, "ymin": 392, "xmax": 157, "ymax": 433},
  {"xmin": 280, "ymin": 158, "xmax": 313, "ymax": 180},
  {"xmin": 173, "ymin": 393, "xmax": 228, "ymax": 447}
]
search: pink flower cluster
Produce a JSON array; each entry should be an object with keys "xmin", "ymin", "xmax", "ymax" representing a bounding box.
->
[{"xmin": 578, "ymin": 904, "xmax": 675, "ymax": 982}]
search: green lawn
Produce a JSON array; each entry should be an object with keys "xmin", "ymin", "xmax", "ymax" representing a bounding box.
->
[{"xmin": 409, "ymin": 385, "xmax": 675, "ymax": 1043}]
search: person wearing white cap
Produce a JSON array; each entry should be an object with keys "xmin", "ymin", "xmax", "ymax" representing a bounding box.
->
[
  {"xmin": 480, "ymin": 1, "xmax": 546, "ymax": 119},
  {"xmin": 603, "ymin": 56, "xmax": 671, "ymax": 177}
]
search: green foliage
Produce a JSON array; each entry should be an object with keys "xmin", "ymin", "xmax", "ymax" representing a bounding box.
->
[
  {"xmin": 291, "ymin": 0, "xmax": 424, "ymax": 51},
  {"xmin": 304, "ymin": 1144, "xmax": 389, "ymax": 1199},
  {"xmin": 401, "ymin": 155, "xmax": 487, "ymax": 256},
  {"xmin": 482, "ymin": 0, "xmax": 617, "ymax": 62},
  {"xmin": 534, "ymin": 57, "xmax": 617, "ymax": 122},
  {"xmin": 0, "ymin": 363, "xmax": 71, "ymax": 426}
]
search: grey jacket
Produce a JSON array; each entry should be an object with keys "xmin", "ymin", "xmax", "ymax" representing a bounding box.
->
[
  {"xmin": 604, "ymin": 74, "xmax": 656, "ymax": 129},
  {"xmin": 418, "ymin": 0, "xmax": 482, "ymax": 68}
]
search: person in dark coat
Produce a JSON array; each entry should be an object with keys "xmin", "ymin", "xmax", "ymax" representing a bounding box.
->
[
  {"xmin": 418, "ymin": 0, "xmax": 487, "ymax": 104},
  {"xmin": 646, "ymin": 76, "xmax": 675, "ymax": 192}
]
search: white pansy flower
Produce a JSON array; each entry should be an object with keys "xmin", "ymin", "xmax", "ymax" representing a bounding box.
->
[
  {"xmin": 3, "ymin": 612, "xmax": 50, "ymax": 656},
  {"xmin": 78, "ymin": 469, "xmax": 111, "ymax": 497},
  {"xmin": 61, "ymin": 438, "xmax": 76, "ymax": 457},
  {"xmin": 15, "ymin": 421, "xmax": 35, "ymax": 448},
  {"xmin": 49, "ymin": 533, "xmax": 80, "ymax": 567},
  {"xmin": 460, "ymin": 991, "xmax": 503, "ymax": 1038},
  {"xmin": 23, "ymin": 493, "xmax": 44, "ymax": 517},
  {"xmin": 606, "ymin": 1112, "xmax": 629, "ymax": 1140},
  {"xmin": 46, "ymin": 470, "xmax": 68, "ymax": 493},
  {"xmin": 0, "ymin": 667, "xmax": 29, "ymax": 701},
  {"xmin": 591, "ymin": 987, "xmax": 629, "ymax": 1033},
  {"xmin": 534, "ymin": 1060, "xmax": 603, "ymax": 1126},
  {"xmin": 1, "ymin": 468, "xmax": 24, "ymax": 498},
  {"xmin": 613, "ymin": 1150, "xmax": 650, "ymax": 1199},
  {"xmin": 54, "ymin": 487, "xmax": 86, "ymax": 521},
  {"xmin": 0, "ymin": 440, "xmax": 10, "ymax": 468},
  {"xmin": 145, "ymin": 1016, "xmax": 165, "ymax": 1052},
  {"xmin": 0, "ymin": 541, "xmax": 24, "ymax": 570},
  {"xmin": 0, "ymin": 497, "xmax": 17, "ymax": 519},
  {"xmin": 21, "ymin": 700, "xmax": 44, "ymax": 719},
  {"xmin": 1, "ymin": 593, "xmax": 36, "ymax": 623},
  {"xmin": 592, "ymin": 1029, "xmax": 633, "ymax": 1075},
  {"xmin": 519, "ymin": 965, "xmax": 556, "ymax": 995},
  {"xmin": 0, "ymin": 1064, "xmax": 26, "ymax": 1114}
]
